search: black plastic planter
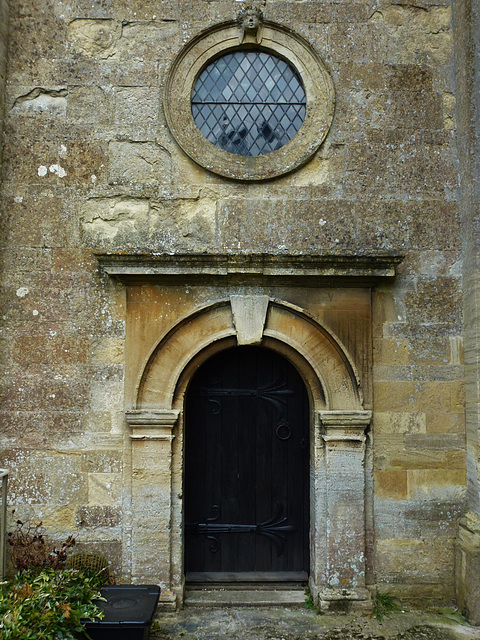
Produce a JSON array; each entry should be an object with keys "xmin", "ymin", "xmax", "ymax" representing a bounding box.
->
[{"xmin": 83, "ymin": 585, "xmax": 161, "ymax": 640}]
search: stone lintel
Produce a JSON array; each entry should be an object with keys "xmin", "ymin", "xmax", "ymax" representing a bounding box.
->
[
  {"xmin": 125, "ymin": 409, "xmax": 179, "ymax": 441},
  {"xmin": 95, "ymin": 253, "xmax": 403, "ymax": 286}
]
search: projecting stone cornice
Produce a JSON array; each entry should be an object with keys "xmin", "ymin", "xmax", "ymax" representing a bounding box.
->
[{"xmin": 95, "ymin": 253, "xmax": 403, "ymax": 286}]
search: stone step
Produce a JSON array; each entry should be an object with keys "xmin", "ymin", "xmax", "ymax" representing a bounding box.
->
[
  {"xmin": 184, "ymin": 589, "xmax": 307, "ymax": 607},
  {"xmin": 187, "ymin": 582, "xmax": 306, "ymax": 591}
]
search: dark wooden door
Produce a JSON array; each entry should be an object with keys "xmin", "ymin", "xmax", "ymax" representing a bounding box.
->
[{"xmin": 184, "ymin": 346, "xmax": 309, "ymax": 582}]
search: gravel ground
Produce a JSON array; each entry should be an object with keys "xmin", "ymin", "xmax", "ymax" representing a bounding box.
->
[{"xmin": 151, "ymin": 607, "xmax": 480, "ymax": 640}]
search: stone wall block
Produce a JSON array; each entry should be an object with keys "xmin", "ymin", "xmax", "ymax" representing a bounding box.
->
[
  {"xmin": 81, "ymin": 196, "xmax": 150, "ymax": 247},
  {"xmin": 67, "ymin": 86, "xmax": 114, "ymax": 125},
  {"xmin": 1, "ymin": 248, "xmax": 53, "ymax": 275},
  {"xmin": 376, "ymin": 537, "xmax": 454, "ymax": 598},
  {"xmin": 76, "ymin": 505, "xmax": 121, "ymax": 528},
  {"xmin": 369, "ymin": 5, "xmax": 453, "ymax": 66},
  {"xmin": 373, "ymin": 412, "xmax": 426, "ymax": 435},
  {"xmin": 115, "ymin": 21, "xmax": 179, "ymax": 63},
  {"xmin": 338, "ymin": 89, "xmax": 443, "ymax": 135},
  {"xmin": 0, "ymin": 450, "xmax": 87, "ymax": 506},
  {"xmin": 113, "ymin": 0, "xmax": 176, "ymax": 21},
  {"xmin": 8, "ymin": 85, "xmax": 67, "ymax": 120},
  {"xmin": 0, "ymin": 377, "xmax": 89, "ymax": 412},
  {"xmin": 407, "ymin": 468, "xmax": 466, "ymax": 501},
  {"xmin": 217, "ymin": 199, "xmax": 357, "ymax": 253},
  {"xmin": 405, "ymin": 277, "xmax": 462, "ymax": 325},
  {"xmin": 61, "ymin": 0, "xmax": 114, "ymax": 20},
  {"xmin": 148, "ymin": 197, "xmax": 217, "ymax": 252},
  {"xmin": 0, "ymin": 194, "xmax": 76, "ymax": 248},
  {"xmin": 426, "ymin": 412, "xmax": 465, "ymax": 434},
  {"xmin": 12, "ymin": 335, "xmax": 89, "ymax": 367},
  {"xmin": 114, "ymin": 87, "xmax": 159, "ymax": 126},
  {"xmin": 108, "ymin": 141, "xmax": 171, "ymax": 187},
  {"xmin": 374, "ymin": 470, "xmax": 408, "ymax": 499},
  {"xmin": 67, "ymin": 19, "xmax": 121, "ymax": 58},
  {"xmin": 81, "ymin": 450, "xmax": 122, "ymax": 473},
  {"xmin": 60, "ymin": 56, "xmax": 158, "ymax": 86},
  {"xmin": 87, "ymin": 472, "xmax": 122, "ymax": 505},
  {"xmin": 375, "ymin": 499, "xmax": 463, "ymax": 540},
  {"xmin": 345, "ymin": 141, "xmax": 458, "ymax": 196},
  {"xmin": 327, "ymin": 24, "xmax": 389, "ymax": 63},
  {"xmin": 1, "ymin": 131, "xmax": 107, "ymax": 188},
  {"xmin": 88, "ymin": 374, "xmax": 124, "ymax": 413},
  {"xmin": 7, "ymin": 14, "xmax": 66, "ymax": 83}
]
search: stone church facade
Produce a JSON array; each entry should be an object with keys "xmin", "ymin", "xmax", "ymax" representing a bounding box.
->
[{"xmin": 0, "ymin": 0, "xmax": 479, "ymax": 622}]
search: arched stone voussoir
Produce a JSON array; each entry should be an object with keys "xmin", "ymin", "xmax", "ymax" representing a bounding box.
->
[
  {"xmin": 265, "ymin": 300, "xmax": 363, "ymax": 410},
  {"xmin": 136, "ymin": 297, "xmax": 363, "ymax": 412},
  {"xmin": 137, "ymin": 301, "xmax": 236, "ymax": 409}
]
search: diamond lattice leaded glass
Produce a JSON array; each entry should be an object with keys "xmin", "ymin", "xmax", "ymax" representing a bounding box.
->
[{"xmin": 192, "ymin": 51, "xmax": 306, "ymax": 157}]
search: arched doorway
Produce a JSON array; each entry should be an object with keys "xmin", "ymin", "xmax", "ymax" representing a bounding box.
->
[
  {"xmin": 184, "ymin": 345, "xmax": 310, "ymax": 582},
  {"xmin": 123, "ymin": 294, "xmax": 374, "ymax": 606}
]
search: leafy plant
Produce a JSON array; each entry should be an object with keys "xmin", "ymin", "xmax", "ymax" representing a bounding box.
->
[
  {"xmin": 371, "ymin": 590, "xmax": 401, "ymax": 622},
  {"xmin": 304, "ymin": 589, "xmax": 318, "ymax": 611},
  {"xmin": 0, "ymin": 568, "xmax": 104, "ymax": 639},
  {"xmin": 7, "ymin": 518, "xmax": 76, "ymax": 572}
]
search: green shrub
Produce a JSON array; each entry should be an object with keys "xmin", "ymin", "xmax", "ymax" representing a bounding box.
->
[{"xmin": 0, "ymin": 568, "xmax": 104, "ymax": 639}]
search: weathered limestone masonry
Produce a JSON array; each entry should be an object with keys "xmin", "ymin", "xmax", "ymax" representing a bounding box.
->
[
  {"xmin": 0, "ymin": 0, "xmax": 9, "ymax": 164},
  {"xmin": 0, "ymin": 0, "xmax": 476, "ymax": 618},
  {"xmin": 453, "ymin": 0, "xmax": 480, "ymax": 625}
]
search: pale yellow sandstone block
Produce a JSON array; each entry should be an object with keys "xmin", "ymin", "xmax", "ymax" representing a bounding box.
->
[
  {"xmin": 407, "ymin": 468, "xmax": 466, "ymax": 499},
  {"xmin": 374, "ymin": 469, "xmax": 408, "ymax": 499},
  {"xmin": 88, "ymin": 473, "xmax": 122, "ymax": 505},
  {"xmin": 374, "ymin": 382, "xmax": 415, "ymax": 412},
  {"xmin": 373, "ymin": 338, "xmax": 410, "ymax": 365},
  {"xmin": 374, "ymin": 412, "xmax": 426, "ymax": 435}
]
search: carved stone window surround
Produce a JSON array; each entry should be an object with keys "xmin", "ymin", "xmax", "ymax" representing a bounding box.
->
[{"xmin": 164, "ymin": 20, "xmax": 335, "ymax": 180}]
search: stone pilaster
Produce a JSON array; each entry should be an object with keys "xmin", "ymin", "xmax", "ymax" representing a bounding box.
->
[
  {"xmin": 453, "ymin": 0, "xmax": 480, "ymax": 623},
  {"xmin": 125, "ymin": 410, "xmax": 179, "ymax": 606},
  {"xmin": 315, "ymin": 410, "xmax": 372, "ymax": 611}
]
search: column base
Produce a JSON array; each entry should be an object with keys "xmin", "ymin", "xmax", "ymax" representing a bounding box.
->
[
  {"xmin": 157, "ymin": 590, "xmax": 178, "ymax": 612},
  {"xmin": 310, "ymin": 578, "xmax": 372, "ymax": 613}
]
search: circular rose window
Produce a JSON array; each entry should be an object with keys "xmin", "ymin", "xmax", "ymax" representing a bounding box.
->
[
  {"xmin": 164, "ymin": 20, "xmax": 335, "ymax": 181},
  {"xmin": 192, "ymin": 51, "xmax": 306, "ymax": 157}
]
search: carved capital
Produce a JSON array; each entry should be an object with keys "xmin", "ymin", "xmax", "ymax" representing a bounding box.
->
[
  {"xmin": 319, "ymin": 410, "xmax": 372, "ymax": 449},
  {"xmin": 126, "ymin": 409, "xmax": 180, "ymax": 441}
]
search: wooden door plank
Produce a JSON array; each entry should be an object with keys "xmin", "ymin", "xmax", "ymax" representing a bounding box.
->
[{"xmin": 185, "ymin": 346, "xmax": 309, "ymax": 579}]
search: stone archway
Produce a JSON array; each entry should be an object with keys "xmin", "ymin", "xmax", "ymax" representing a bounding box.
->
[{"xmin": 125, "ymin": 296, "xmax": 372, "ymax": 608}]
